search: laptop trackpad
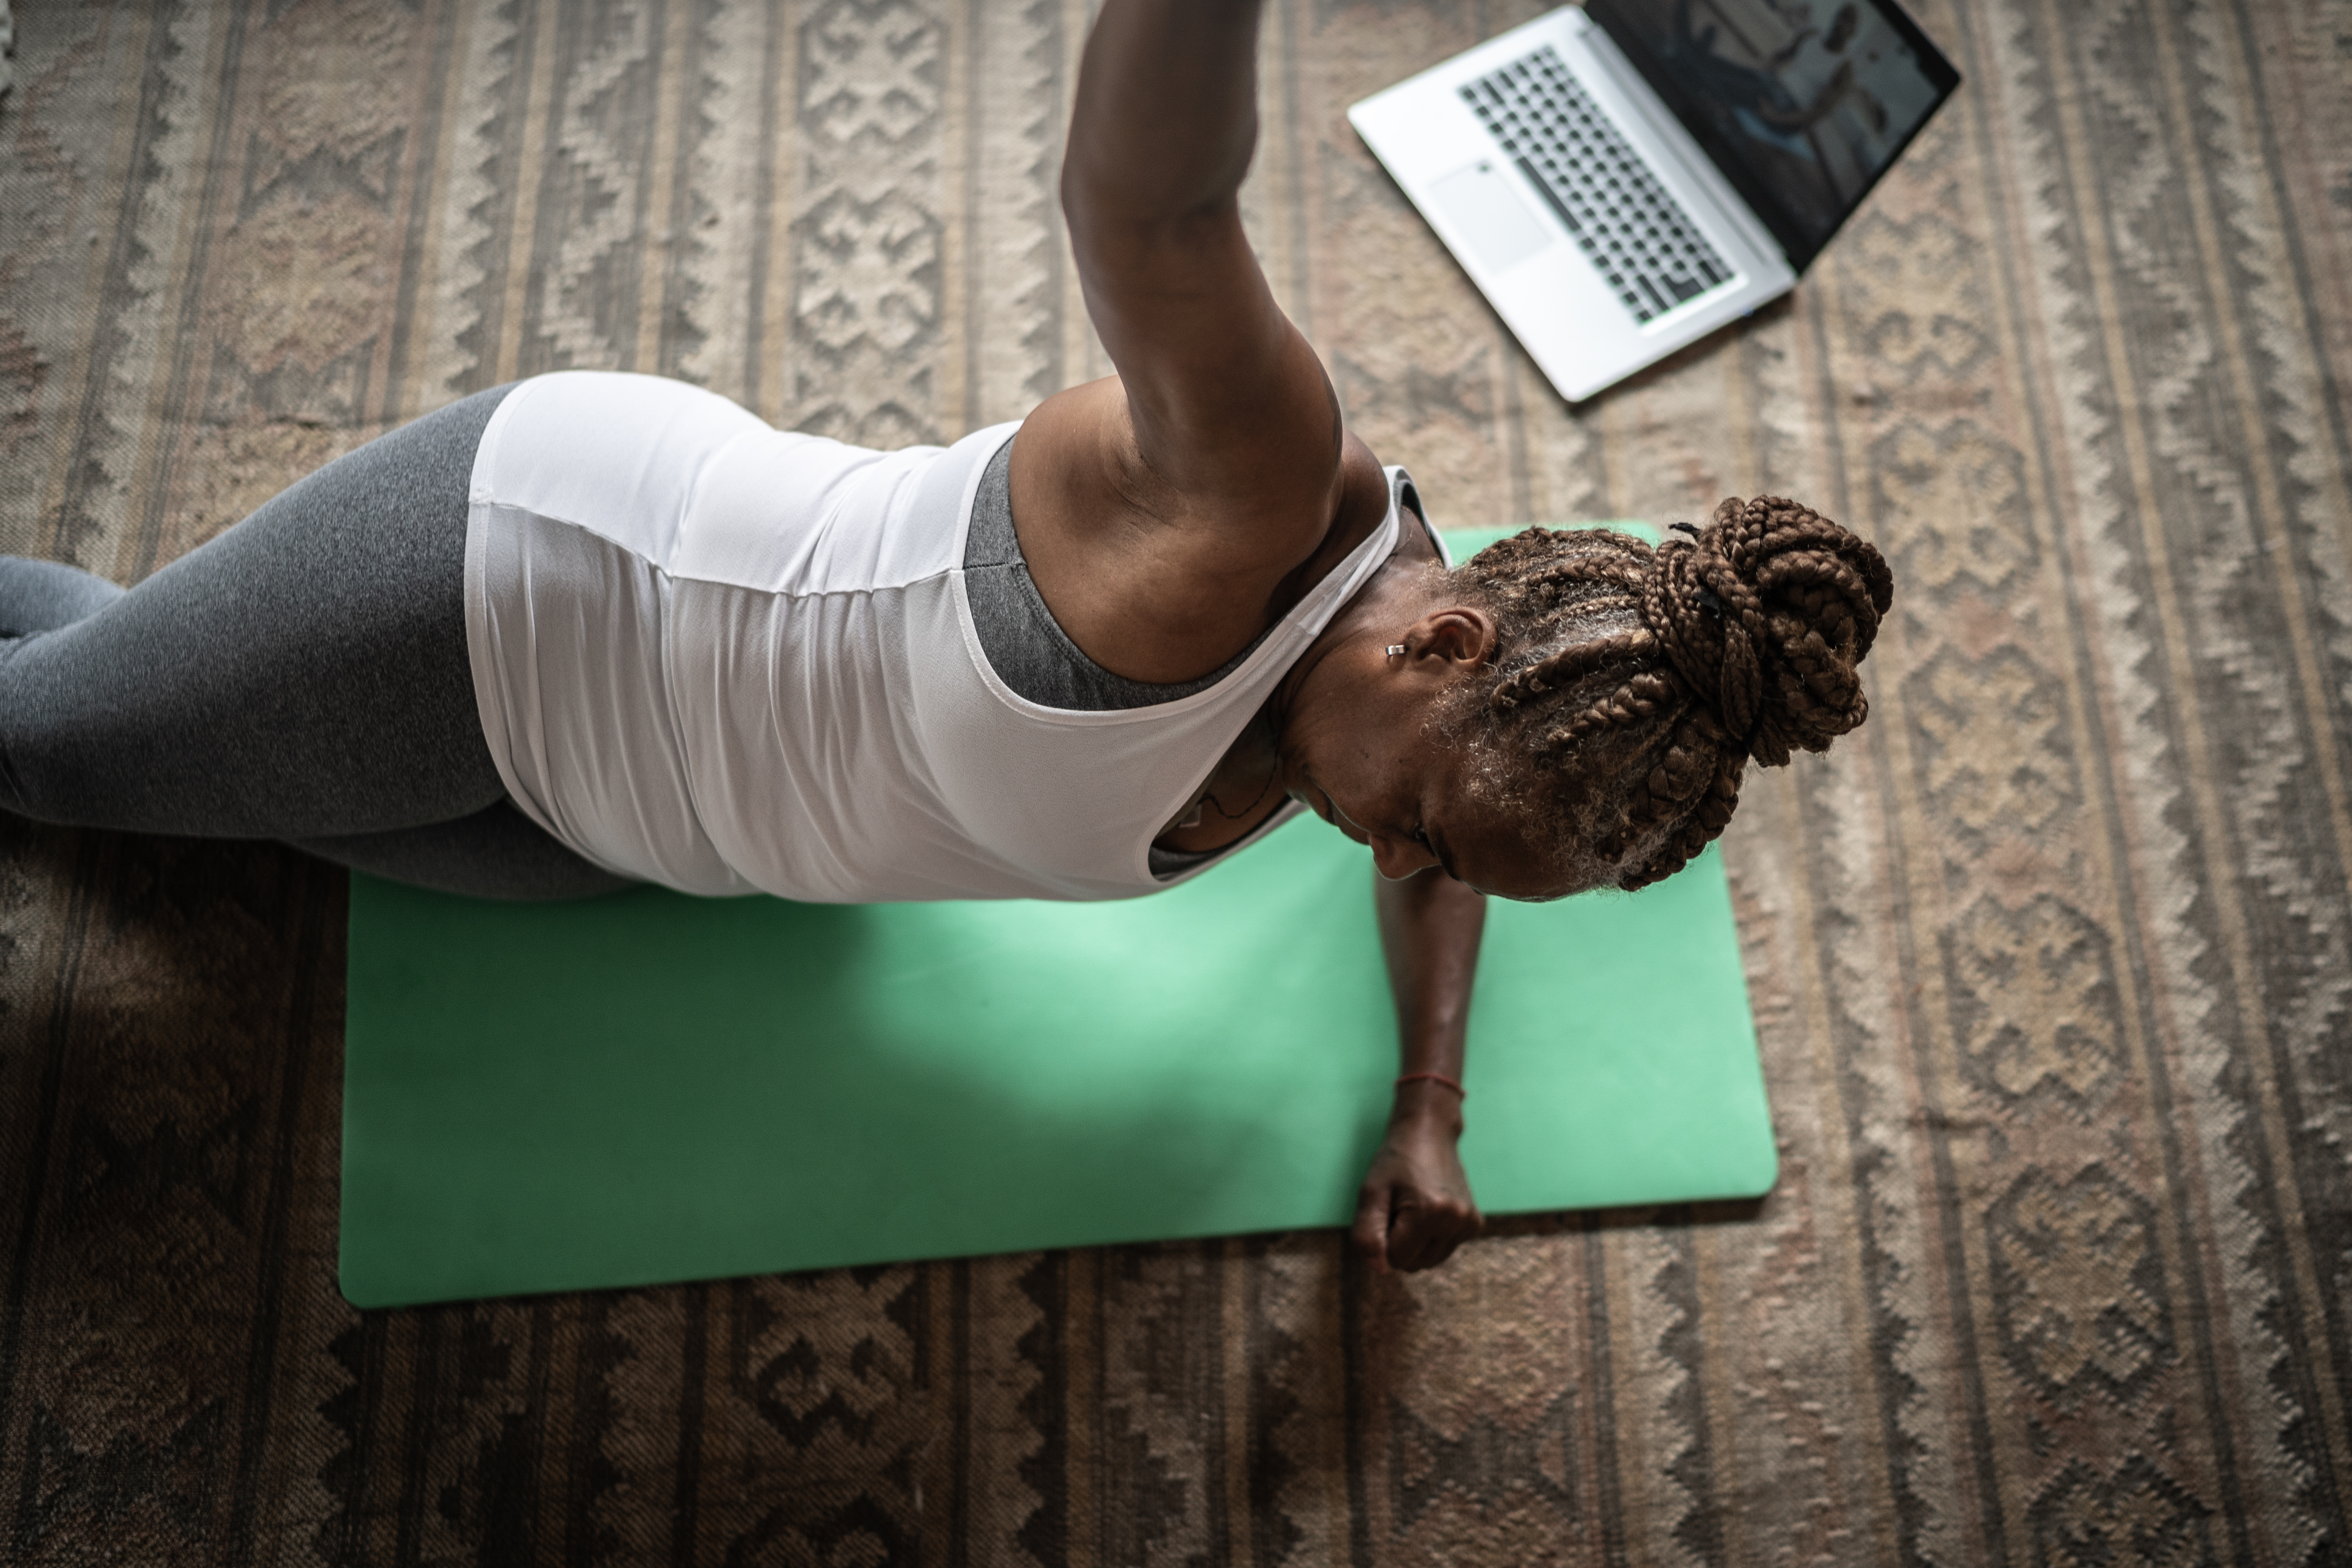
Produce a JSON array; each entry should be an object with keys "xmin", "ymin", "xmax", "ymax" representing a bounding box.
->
[{"xmin": 1426, "ymin": 160, "xmax": 1556, "ymax": 273}]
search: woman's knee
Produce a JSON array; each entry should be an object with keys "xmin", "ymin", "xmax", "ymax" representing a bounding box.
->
[{"xmin": 0, "ymin": 557, "xmax": 125, "ymax": 638}]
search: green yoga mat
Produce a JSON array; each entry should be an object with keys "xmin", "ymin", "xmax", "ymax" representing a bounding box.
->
[{"xmin": 339, "ymin": 526, "xmax": 1775, "ymax": 1308}]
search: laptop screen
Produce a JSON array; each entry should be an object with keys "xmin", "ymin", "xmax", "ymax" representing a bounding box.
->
[{"xmin": 1586, "ymin": 0, "xmax": 1960, "ymax": 270}]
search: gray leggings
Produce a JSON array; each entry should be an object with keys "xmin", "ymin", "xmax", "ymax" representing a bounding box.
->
[{"xmin": 0, "ymin": 387, "xmax": 631, "ymax": 899}]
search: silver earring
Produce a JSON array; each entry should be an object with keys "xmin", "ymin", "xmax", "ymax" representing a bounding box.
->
[{"xmin": 1385, "ymin": 644, "xmax": 1407, "ymax": 657}]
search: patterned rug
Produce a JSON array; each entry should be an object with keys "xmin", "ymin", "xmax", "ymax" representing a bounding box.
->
[{"xmin": 4, "ymin": 0, "xmax": 2349, "ymax": 1562}]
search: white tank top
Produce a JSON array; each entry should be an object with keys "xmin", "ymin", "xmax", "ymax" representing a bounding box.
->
[{"xmin": 462, "ymin": 371, "xmax": 1415, "ymax": 902}]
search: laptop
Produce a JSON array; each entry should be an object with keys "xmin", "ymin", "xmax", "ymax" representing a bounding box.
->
[{"xmin": 1348, "ymin": 0, "xmax": 1960, "ymax": 402}]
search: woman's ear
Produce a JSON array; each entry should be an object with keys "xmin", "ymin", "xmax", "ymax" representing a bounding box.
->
[{"xmin": 1403, "ymin": 607, "xmax": 1496, "ymax": 668}]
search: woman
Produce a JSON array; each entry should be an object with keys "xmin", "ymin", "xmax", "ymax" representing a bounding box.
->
[{"xmin": 0, "ymin": 0, "xmax": 1889, "ymax": 1273}]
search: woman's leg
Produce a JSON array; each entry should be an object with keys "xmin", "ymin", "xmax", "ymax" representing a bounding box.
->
[{"xmin": 0, "ymin": 385, "xmax": 628, "ymax": 898}]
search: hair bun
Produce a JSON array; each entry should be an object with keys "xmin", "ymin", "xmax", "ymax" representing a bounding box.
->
[{"xmin": 1641, "ymin": 496, "xmax": 1893, "ymax": 768}]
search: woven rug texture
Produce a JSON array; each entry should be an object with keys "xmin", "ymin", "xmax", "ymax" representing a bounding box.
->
[{"xmin": 3, "ymin": 0, "xmax": 2350, "ymax": 1562}]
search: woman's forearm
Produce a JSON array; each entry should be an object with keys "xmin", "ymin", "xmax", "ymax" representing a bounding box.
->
[
  {"xmin": 1358, "ymin": 865, "xmax": 1487, "ymax": 1271},
  {"xmin": 1374, "ymin": 865, "xmax": 1488, "ymax": 1129},
  {"xmin": 1062, "ymin": 0, "xmax": 1266, "ymax": 231}
]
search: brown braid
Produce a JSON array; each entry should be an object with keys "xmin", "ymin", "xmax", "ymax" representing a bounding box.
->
[{"xmin": 1450, "ymin": 498, "xmax": 1892, "ymax": 892}]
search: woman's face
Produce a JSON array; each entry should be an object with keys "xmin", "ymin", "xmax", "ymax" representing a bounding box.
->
[{"xmin": 1276, "ymin": 606, "xmax": 1595, "ymax": 901}]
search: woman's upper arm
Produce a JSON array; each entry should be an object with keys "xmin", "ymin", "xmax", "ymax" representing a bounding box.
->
[
  {"xmin": 1066, "ymin": 201, "xmax": 1341, "ymax": 533},
  {"xmin": 1048, "ymin": 0, "xmax": 1347, "ymax": 564}
]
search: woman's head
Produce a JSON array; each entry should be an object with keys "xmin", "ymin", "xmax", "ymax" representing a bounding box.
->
[
  {"xmin": 1446, "ymin": 496, "xmax": 1893, "ymax": 893},
  {"xmin": 1279, "ymin": 496, "xmax": 1892, "ymax": 899}
]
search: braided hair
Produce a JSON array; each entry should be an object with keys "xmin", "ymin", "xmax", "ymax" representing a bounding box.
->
[{"xmin": 1449, "ymin": 495, "xmax": 1893, "ymax": 891}]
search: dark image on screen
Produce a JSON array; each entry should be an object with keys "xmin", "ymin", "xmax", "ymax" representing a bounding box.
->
[{"xmin": 1598, "ymin": 0, "xmax": 1950, "ymax": 262}]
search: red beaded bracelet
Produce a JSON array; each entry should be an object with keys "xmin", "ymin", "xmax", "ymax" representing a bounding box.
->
[{"xmin": 1394, "ymin": 1071, "xmax": 1466, "ymax": 1099}]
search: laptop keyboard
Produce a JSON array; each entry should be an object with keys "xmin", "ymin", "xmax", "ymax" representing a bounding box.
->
[{"xmin": 1461, "ymin": 45, "xmax": 1734, "ymax": 326}]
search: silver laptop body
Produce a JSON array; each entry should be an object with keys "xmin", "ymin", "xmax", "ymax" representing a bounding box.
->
[{"xmin": 1349, "ymin": 2, "xmax": 1957, "ymax": 403}]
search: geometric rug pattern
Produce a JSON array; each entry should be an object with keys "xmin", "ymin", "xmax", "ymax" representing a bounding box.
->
[{"xmin": 2, "ymin": 0, "xmax": 2348, "ymax": 1560}]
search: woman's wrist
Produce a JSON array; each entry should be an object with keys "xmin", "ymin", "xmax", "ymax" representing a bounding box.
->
[{"xmin": 1389, "ymin": 1076, "xmax": 1466, "ymax": 1134}]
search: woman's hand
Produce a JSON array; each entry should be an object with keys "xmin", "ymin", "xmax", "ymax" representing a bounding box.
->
[{"xmin": 1353, "ymin": 1098, "xmax": 1484, "ymax": 1272}]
